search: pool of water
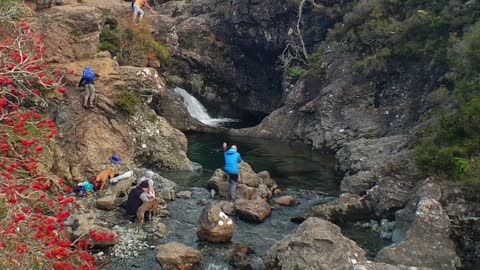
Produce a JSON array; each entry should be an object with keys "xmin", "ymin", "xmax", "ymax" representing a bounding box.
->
[{"xmin": 162, "ymin": 133, "xmax": 339, "ymax": 195}]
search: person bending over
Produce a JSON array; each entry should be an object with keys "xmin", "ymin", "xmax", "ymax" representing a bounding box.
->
[{"xmin": 126, "ymin": 180, "xmax": 153, "ymax": 222}]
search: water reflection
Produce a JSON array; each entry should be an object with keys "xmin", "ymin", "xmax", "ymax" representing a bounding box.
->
[{"xmin": 162, "ymin": 133, "xmax": 339, "ymax": 195}]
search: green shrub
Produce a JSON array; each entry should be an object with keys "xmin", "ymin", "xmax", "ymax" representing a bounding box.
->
[
  {"xmin": 116, "ymin": 91, "xmax": 141, "ymax": 114},
  {"xmin": 99, "ymin": 23, "xmax": 171, "ymax": 66},
  {"xmin": 148, "ymin": 113, "xmax": 158, "ymax": 122},
  {"xmin": 416, "ymin": 97, "xmax": 480, "ymax": 181},
  {"xmin": 288, "ymin": 66, "xmax": 306, "ymax": 78}
]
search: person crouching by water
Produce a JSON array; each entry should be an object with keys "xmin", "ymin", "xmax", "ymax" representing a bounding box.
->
[
  {"xmin": 223, "ymin": 142, "xmax": 242, "ymax": 202},
  {"xmin": 126, "ymin": 180, "xmax": 153, "ymax": 222}
]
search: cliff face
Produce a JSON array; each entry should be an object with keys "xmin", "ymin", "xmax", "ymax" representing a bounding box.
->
[
  {"xmin": 233, "ymin": 54, "xmax": 439, "ymax": 151},
  {"xmin": 28, "ymin": 1, "xmax": 195, "ymax": 181},
  {"xmin": 156, "ymin": 0, "xmax": 297, "ymax": 121}
]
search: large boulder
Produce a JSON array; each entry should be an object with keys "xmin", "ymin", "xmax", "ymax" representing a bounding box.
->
[
  {"xmin": 207, "ymin": 162, "xmax": 278, "ymax": 200},
  {"xmin": 363, "ymin": 176, "xmax": 416, "ymax": 217},
  {"xmin": 376, "ymin": 180, "xmax": 461, "ymax": 269},
  {"xmin": 235, "ymin": 199, "xmax": 272, "ymax": 223},
  {"xmin": 156, "ymin": 242, "xmax": 202, "ymax": 270},
  {"xmin": 30, "ymin": 5, "xmax": 105, "ymax": 63},
  {"xmin": 197, "ymin": 204, "xmax": 235, "ymax": 243},
  {"xmin": 156, "ymin": 175, "xmax": 177, "ymax": 201},
  {"xmin": 265, "ymin": 217, "xmax": 367, "ymax": 270},
  {"xmin": 305, "ymin": 193, "xmax": 370, "ymax": 223}
]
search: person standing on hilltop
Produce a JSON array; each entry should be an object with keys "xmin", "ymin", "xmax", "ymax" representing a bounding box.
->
[
  {"xmin": 223, "ymin": 142, "xmax": 242, "ymax": 202},
  {"xmin": 133, "ymin": 0, "xmax": 154, "ymax": 24},
  {"xmin": 78, "ymin": 66, "xmax": 100, "ymax": 109}
]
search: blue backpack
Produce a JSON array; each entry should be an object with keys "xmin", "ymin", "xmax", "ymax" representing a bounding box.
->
[{"xmin": 83, "ymin": 67, "xmax": 95, "ymax": 81}]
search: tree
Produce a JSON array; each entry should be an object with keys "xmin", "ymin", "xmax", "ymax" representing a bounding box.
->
[{"xmin": 0, "ymin": 20, "xmax": 115, "ymax": 270}]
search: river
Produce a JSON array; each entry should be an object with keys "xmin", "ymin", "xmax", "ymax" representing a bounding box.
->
[{"xmin": 107, "ymin": 134, "xmax": 390, "ymax": 269}]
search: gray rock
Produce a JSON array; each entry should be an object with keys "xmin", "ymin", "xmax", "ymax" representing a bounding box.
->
[
  {"xmin": 305, "ymin": 193, "xmax": 370, "ymax": 223},
  {"xmin": 265, "ymin": 217, "xmax": 367, "ymax": 270},
  {"xmin": 377, "ymin": 192, "xmax": 461, "ymax": 269}
]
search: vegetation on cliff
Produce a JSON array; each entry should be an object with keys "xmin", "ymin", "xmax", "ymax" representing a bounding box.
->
[
  {"xmin": 290, "ymin": 0, "xmax": 480, "ymax": 184},
  {"xmin": 100, "ymin": 20, "xmax": 170, "ymax": 67}
]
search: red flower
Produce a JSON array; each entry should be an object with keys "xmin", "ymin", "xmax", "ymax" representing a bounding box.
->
[
  {"xmin": 58, "ymin": 87, "xmax": 66, "ymax": 93},
  {"xmin": 35, "ymin": 146, "xmax": 43, "ymax": 153},
  {"xmin": 16, "ymin": 244, "xmax": 28, "ymax": 254}
]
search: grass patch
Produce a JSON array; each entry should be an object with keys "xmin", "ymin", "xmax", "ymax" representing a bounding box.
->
[{"xmin": 116, "ymin": 91, "xmax": 141, "ymax": 115}]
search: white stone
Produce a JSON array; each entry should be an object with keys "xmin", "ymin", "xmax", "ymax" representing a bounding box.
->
[
  {"xmin": 141, "ymin": 144, "xmax": 147, "ymax": 149},
  {"xmin": 218, "ymin": 220, "xmax": 224, "ymax": 226}
]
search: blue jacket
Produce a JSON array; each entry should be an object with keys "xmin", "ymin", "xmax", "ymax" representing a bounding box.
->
[{"xmin": 224, "ymin": 148, "xmax": 242, "ymax": 174}]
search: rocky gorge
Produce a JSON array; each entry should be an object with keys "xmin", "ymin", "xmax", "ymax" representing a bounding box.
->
[{"xmin": 11, "ymin": 0, "xmax": 480, "ymax": 270}]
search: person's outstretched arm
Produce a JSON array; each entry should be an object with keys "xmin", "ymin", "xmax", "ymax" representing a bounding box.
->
[{"xmin": 223, "ymin": 142, "xmax": 228, "ymax": 152}]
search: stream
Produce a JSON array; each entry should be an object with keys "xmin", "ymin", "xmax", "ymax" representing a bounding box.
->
[{"xmin": 107, "ymin": 134, "xmax": 390, "ymax": 269}]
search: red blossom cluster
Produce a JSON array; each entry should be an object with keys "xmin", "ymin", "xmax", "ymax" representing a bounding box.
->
[
  {"xmin": 0, "ymin": 22, "xmax": 97, "ymax": 269},
  {"xmin": 90, "ymin": 230, "xmax": 117, "ymax": 242}
]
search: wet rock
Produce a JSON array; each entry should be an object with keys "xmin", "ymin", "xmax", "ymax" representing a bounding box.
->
[
  {"xmin": 215, "ymin": 200, "xmax": 236, "ymax": 216},
  {"xmin": 265, "ymin": 217, "xmax": 367, "ymax": 270},
  {"xmin": 377, "ymin": 196, "xmax": 461, "ymax": 269},
  {"xmin": 207, "ymin": 163, "xmax": 278, "ymax": 200},
  {"xmin": 364, "ymin": 176, "xmax": 415, "ymax": 217},
  {"xmin": 197, "ymin": 204, "xmax": 235, "ymax": 243},
  {"xmin": 199, "ymin": 199, "xmax": 209, "ymax": 205},
  {"xmin": 228, "ymin": 244, "xmax": 265, "ymax": 270},
  {"xmin": 274, "ymin": 196, "xmax": 298, "ymax": 206},
  {"xmin": 256, "ymin": 170, "xmax": 277, "ymax": 189},
  {"xmin": 305, "ymin": 193, "xmax": 370, "ymax": 223},
  {"xmin": 156, "ymin": 175, "xmax": 177, "ymax": 201},
  {"xmin": 177, "ymin": 190, "xmax": 192, "ymax": 199},
  {"xmin": 156, "ymin": 242, "xmax": 202, "ymax": 270},
  {"xmin": 251, "ymin": 184, "xmax": 272, "ymax": 201},
  {"xmin": 235, "ymin": 199, "xmax": 272, "ymax": 223}
]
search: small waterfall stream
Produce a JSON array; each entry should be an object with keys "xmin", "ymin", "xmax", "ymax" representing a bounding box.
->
[{"xmin": 173, "ymin": 87, "xmax": 238, "ymax": 127}]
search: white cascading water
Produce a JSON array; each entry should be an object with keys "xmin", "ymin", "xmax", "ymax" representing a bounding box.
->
[{"xmin": 173, "ymin": 87, "xmax": 238, "ymax": 127}]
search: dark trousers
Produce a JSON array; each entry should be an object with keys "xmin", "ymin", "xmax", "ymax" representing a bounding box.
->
[{"xmin": 228, "ymin": 173, "xmax": 238, "ymax": 201}]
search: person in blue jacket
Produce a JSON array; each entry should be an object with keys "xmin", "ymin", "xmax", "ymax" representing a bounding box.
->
[{"xmin": 223, "ymin": 142, "xmax": 242, "ymax": 201}]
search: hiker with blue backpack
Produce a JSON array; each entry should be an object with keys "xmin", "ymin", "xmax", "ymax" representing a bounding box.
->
[{"xmin": 78, "ymin": 66, "xmax": 100, "ymax": 109}]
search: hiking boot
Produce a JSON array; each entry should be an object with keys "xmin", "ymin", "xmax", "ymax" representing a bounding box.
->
[{"xmin": 88, "ymin": 102, "xmax": 94, "ymax": 109}]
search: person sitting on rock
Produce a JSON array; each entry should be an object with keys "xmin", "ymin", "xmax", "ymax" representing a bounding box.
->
[
  {"xmin": 126, "ymin": 180, "xmax": 154, "ymax": 222},
  {"xmin": 137, "ymin": 170, "xmax": 155, "ymax": 197},
  {"xmin": 223, "ymin": 142, "xmax": 242, "ymax": 201},
  {"xmin": 78, "ymin": 66, "xmax": 100, "ymax": 109},
  {"xmin": 132, "ymin": 0, "xmax": 154, "ymax": 24}
]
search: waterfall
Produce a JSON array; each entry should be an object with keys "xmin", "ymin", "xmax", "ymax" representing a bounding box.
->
[{"xmin": 173, "ymin": 87, "xmax": 238, "ymax": 127}]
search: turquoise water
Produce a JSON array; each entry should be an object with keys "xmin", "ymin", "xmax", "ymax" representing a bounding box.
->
[{"xmin": 162, "ymin": 133, "xmax": 339, "ymax": 195}]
